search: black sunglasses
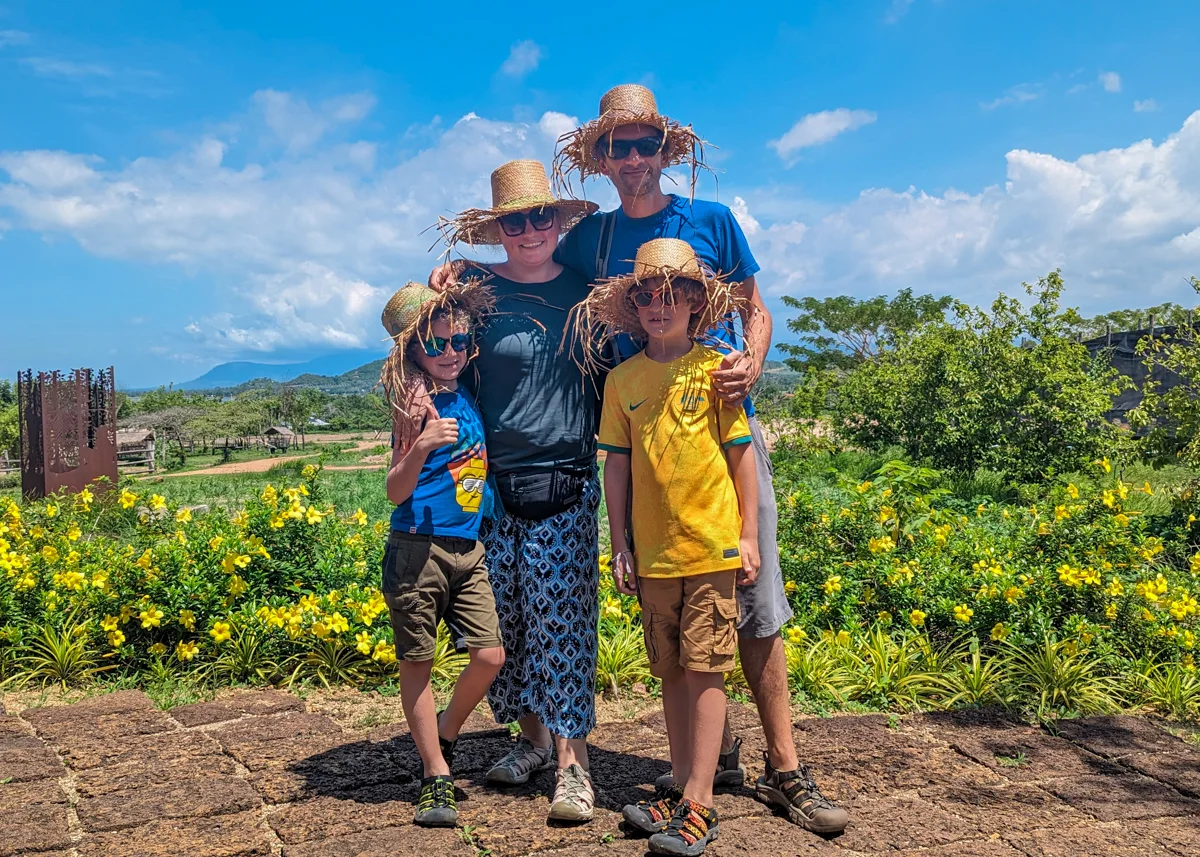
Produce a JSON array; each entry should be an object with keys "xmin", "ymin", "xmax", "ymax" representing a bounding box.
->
[
  {"xmin": 598, "ymin": 135, "xmax": 665, "ymax": 161},
  {"xmin": 422, "ymin": 333, "xmax": 471, "ymax": 357},
  {"xmin": 630, "ymin": 288, "xmax": 677, "ymax": 308},
  {"xmin": 497, "ymin": 207, "xmax": 557, "ymax": 237}
]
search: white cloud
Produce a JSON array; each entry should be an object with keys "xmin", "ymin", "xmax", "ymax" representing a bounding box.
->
[
  {"xmin": 1099, "ymin": 71, "xmax": 1122, "ymax": 93},
  {"xmin": 768, "ymin": 108, "xmax": 877, "ymax": 165},
  {"xmin": 730, "ymin": 196, "xmax": 760, "ymax": 236},
  {"xmin": 885, "ymin": 0, "xmax": 915, "ymax": 23},
  {"xmin": 21, "ymin": 56, "xmax": 112, "ymax": 78},
  {"xmin": 741, "ymin": 111, "xmax": 1200, "ymax": 319},
  {"xmin": 500, "ymin": 40, "xmax": 542, "ymax": 78},
  {"xmin": 0, "ymin": 93, "xmax": 571, "ymax": 357},
  {"xmin": 1135, "ymin": 99, "xmax": 1160, "ymax": 113},
  {"xmin": 981, "ymin": 85, "xmax": 1041, "ymax": 110},
  {"xmin": 0, "ymin": 28, "xmax": 29, "ymax": 46}
]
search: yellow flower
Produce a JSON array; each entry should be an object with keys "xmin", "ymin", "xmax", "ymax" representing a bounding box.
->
[
  {"xmin": 209, "ymin": 621, "xmax": 232, "ymax": 643},
  {"xmin": 372, "ymin": 641, "xmax": 397, "ymax": 663},
  {"xmin": 1097, "ymin": 456, "xmax": 1112, "ymax": 473},
  {"xmin": 41, "ymin": 545, "xmax": 59, "ymax": 562},
  {"xmin": 355, "ymin": 631, "xmax": 373, "ymax": 655},
  {"xmin": 1115, "ymin": 513, "xmax": 1129, "ymax": 527},
  {"xmin": 45, "ymin": 502, "xmax": 59, "ymax": 517},
  {"xmin": 1054, "ymin": 505, "xmax": 1070, "ymax": 522},
  {"xmin": 1101, "ymin": 490, "xmax": 1116, "ymax": 509},
  {"xmin": 150, "ymin": 494, "xmax": 166, "ymax": 511},
  {"xmin": 1105, "ymin": 603, "xmax": 1119, "ymax": 620},
  {"xmin": 909, "ymin": 609, "xmax": 927, "ymax": 627},
  {"xmin": 1141, "ymin": 481, "xmax": 1154, "ymax": 496},
  {"xmin": 179, "ymin": 610, "xmax": 196, "ymax": 631},
  {"xmin": 60, "ymin": 570, "xmax": 86, "ymax": 591},
  {"xmin": 149, "ymin": 643, "xmax": 167, "ymax": 657},
  {"xmin": 953, "ymin": 604, "xmax": 974, "ymax": 623},
  {"xmin": 66, "ymin": 524, "xmax": 82, "ymax": 541},
  {"xmin": 176, "ymin": 641, "xmax": 199, "ymax": 661},
  {"xmin": 222, "ymin": 552, "xmax": 251, "ymax": 574},
  {"xmin": 877, "ymin": 610, "xmax": 893, "ymax": 624},
  {"xmin": 786, "ymin": 626, "xmax": 807, "ymax": 644},
  {"xmin": 349, "ymin": 508, "xmax": 368, "ymax": 527},
  {"xmin": 302, "ymin": 464, "xmax": 319, "ymax": 479},
  {"xmin": 856, "ymin": 480, "xmax": 872, "ymax": 494},
  {"xmin": 106, "ymin": 629, "xmax": 125, "ymax": 648},
  {"xmin": 327, "ymin": 612, "xmax": 349, "ymax": 634},
  {"xmin": 1003, "ymin": 586, "xmax": 1023, "ymax": 604},
  {"xmin": 77, "ymin": 487, "xmax": 94, "ymax": 508},
  {"xmin": 311, "ymin": 621, "xmax": 330, "ymax": 639},
  {"xmin": 835, "ymin": 630, "xmax": 851, "ymax": 645},
  {"xmin": 1057, "ymin": 564, "xmax": 1083, "ymax": 588},
  {"xmin": 823, "ymin": 575, "xmax": 843, "ymax": 595},
  {"xmin": 784, "ymin": 580, "xmax": 798, "ymax": 595},
  {"xmin": 1066, "ymin": 484, "xmax": 1079, "ymax": 499},
  {"xmin": 119, "ymin": 490, "xmax": 137, "ymax": 510},
  {"xmin": 261, "ymin": 484, "xmax": 278, "ymax": 506},
  {"xmin": 228, "ymin": 575, "xmax": 248, "ymax": 597},
  {"xmin": 990, "ymin": 622, "xmax": 1009, "ymax": 641},
  {"xmin": 868, "ymin": 535, "xmax": 895, "ymax": 554},
  {"xmin": 1142, "ymin": 607, "xmax": 1156, "ymax": 622},
  {"xmin": 175, "ymin": 508, "xmax": 193, "ymax": 523},
  {"xmin": 101, "ymin": 614, "xmax": 119, "ymax": 632},
  {"xmin": 135, "ymin": 549, "xmax": 154, "ymax": 570},
  {"xmin": 231, "ymin": 511, "xmax": 249, "ymax": 528},
  {"xmin": 1037, "ymin": 522, "xmax": 1052, "ymax": 536},
  {"xmin": 1105, "ymin": 578, "xmax": 1125, "ymax": 597},
  {"xmin": 305, "ymin": 505, "xmax": 325, "ymax": 525},
  {"xmin": 140, "ymin": 607, "xmax": 164, "ymax": 629}
]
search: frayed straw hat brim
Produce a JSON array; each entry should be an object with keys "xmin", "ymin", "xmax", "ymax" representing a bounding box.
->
[{"xmin": 440, "ymin": 197, "xmax": 598, "ymax": 248}]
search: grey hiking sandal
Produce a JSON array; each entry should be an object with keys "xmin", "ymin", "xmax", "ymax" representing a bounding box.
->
[
  {"xmin": 485, "ymin": 737, "xmax": 555, "ymax": 785},
  {"xmin": 414, "ymin": 775, "xmax": 457, "ymax": 827},
  {"xmin": 654, "ymin": 736, "xmax": 746, "ymax": 790},
  {"xmin": 548, "ymin": 763, "xmax": 595, "ymax": 822},
  {"xmin": 754, "ymin": 754, "xmax": 848, "ymax": 834},
  {"xmin": 647, "ymin": 798, "xmax": 719, "ymax": 855}
]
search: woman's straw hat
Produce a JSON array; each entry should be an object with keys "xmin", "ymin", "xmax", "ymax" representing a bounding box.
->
[
  {"xmin": 438, "ymin": 160, "xmax": 598, "ymax": 248},
  {"xmin": 378, "ymin": 278, "xmax": 495, "ymax": 433},
  {"xmin": 567, "ymin": 238, "xmax": 751, "ymax": 371},
  {"xmin": 553, "ymin": 85, "xmax": 710, "ymax": 194}
]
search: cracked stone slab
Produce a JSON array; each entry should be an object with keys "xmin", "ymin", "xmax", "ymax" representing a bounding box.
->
[
  {"xmin": 919, "ymin": 781, "xmax": 1088, "ymax": 835},
  {"xmin": 171, "ymin": 689, "xmax": 304, "ymax": 727},
  {"xmin": 61, "ymin": 726, "xmax": 231, "ymax": 772},
  {"xmin": 1128, "ymin": 814, "xmax": 1200, "ymax": 856},
  {"xmin": 76, "ymin": 809, "xmax": 272, "ymax": 857},
  {"xmin": 704, "ymin": 813, "xmax": 843, "ymax": 856},
  {"xmin": 639, "ymin": 701, "xmax": 764, "ymax": 735},
  {"xmin": 1055, "ymin": 715, "xmax": 1196, "ymax": 760},
  {"xmin": 0, "ymin": 734, "xmax": 64, "ymax": 783},
  {"xmin": 826, "ymin": 793, "xmax": 979, "ymax": 853},
  {"xmin": 933, "ymin": 720, "xmax": 1108, "ymax": 784},
  {"xmin": 212, "ymin": 712, "xmax": 343, "ymax": 771},
  {"xmin": 22, "ymin": 690, "xmax": 174, "ymax": 748},
  {"xmin": 267, "ymin": 782, "xmax": 419, "ymax": 845},
  {"xmin": 1003, "ymin": 820, "xmax": 1175, "ymax": 856},
  {"xmin": 790, "ymin": 742, "xmax": 1004, "ymax": 804},
  {"xmin": 1122, "ymin": 752, "xmax": 1200, "ymax": 798},
  {"xmin": 0, "ymin": 715, "xmax": 31, "ymax": 739},
  {"xmin": 74, "ymin": 770, "xmax": 260, "ymax": 833},
  {"xmin": 279, "ymin": 824, "xmax": 475, "ymax": 857},
  {"xmin": 796, "ymin": 713, "xmax": 943, "ymax": 755},
  {"xmin": 0, "ymin": 778, "xmax": 72, "ymax": 857},
  {"xmin": 889, "ymin": 840, "xmax": 1024, "ymax": 857},
  {"xmin": 1040, "ymin": 770, "xmax": 1200, "ymax": 821}
]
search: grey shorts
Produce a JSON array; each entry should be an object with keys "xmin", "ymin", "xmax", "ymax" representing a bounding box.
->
[{"xmin": 735, "ymin": 416, "xmax": 794, "ymax": 638}]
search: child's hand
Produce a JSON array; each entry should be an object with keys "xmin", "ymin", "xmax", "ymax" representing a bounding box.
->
[
  {"xmin": 417, "ymin": 400, "xmax": 459, "ymax": 451},
  {"xmin": 612, "ymin": 550, "xmax": 638, "ymax": 595},
  {"xmin": 737, "ymin": 537, "xmax": 760, "ymax": 586}
]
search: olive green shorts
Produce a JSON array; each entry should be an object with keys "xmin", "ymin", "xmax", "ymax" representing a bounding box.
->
[{"xmin": 381, "ymin": 531, "xmax": 502, "ymax": 662}]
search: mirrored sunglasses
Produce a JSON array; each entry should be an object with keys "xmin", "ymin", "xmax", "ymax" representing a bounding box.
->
[
  {"xmin": 497, "ymin": 207, "xmax": 557, "ymax": 237},
  {"xmin": 422, "ymin": 333, "xmax": 472, "ymax": 357}
]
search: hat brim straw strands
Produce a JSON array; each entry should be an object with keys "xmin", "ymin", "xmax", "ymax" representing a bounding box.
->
[
  {"xmin": 436, "ymin": 159, "xmax": 598, "ymax": 250},
  {"xmin": 552, "ymin": 84, "xmax": 713, "ymax": 198},
  {"xmin": 378, "ymin": 278, "xmax": 495, "ymax": 446},
  {"xmin": 567, "ymin": 238, "xmax": 753, "ymax": 376}
]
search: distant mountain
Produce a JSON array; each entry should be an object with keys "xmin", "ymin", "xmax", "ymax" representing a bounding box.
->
[{"xmin": 179, "ymin": 351, "xmax": 384, "ymax": 391}]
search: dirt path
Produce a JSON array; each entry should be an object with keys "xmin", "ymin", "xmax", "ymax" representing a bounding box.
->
[
  {"xmin": 3, "ymin": 688, "xmax": 1197, "ymax": 856},
  {"xmin": 148, "ymin": 437, "xmax": 384, "ymax": 479}
]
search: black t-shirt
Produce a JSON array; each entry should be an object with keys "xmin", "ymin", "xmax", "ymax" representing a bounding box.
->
[{"xmin": 462, "ymin": 267, "xmax": 604, "ymax": 476}]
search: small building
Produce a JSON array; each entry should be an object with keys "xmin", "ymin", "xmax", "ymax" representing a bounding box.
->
[
  {"xmin": 116, "ymin": 428, "xmax": 156, "ymax": 473},
  {"xmin": 264, "ymin": 425, "xmax": 296, "ymax": 452},
  {"xmin": 308, "ymin": 417, "xmax": 329, "ymax": 428}
]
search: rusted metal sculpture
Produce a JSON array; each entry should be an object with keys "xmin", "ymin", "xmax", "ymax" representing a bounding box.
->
[{"xmin": 18, "ymin": 367, "xmax": 118, "ymax": 499}]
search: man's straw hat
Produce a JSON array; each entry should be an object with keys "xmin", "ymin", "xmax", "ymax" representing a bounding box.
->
[
  {"xmin": 567, "ymin": 238, "xmax": 750, "ymax": 372},
  {"xmin": 438, "ymin": 160, "xmax": 598, "ymax": 248},
  {"xmin": 553, "ymin": 85, "xmax": 710, "ymax": 194}
]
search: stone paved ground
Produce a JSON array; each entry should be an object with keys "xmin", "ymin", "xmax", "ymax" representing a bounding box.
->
[{"xmin": 2, "ymin": 690, "xmax": 1199, "ymax": 857}]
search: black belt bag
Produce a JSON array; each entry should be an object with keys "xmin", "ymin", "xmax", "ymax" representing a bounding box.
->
[{"xmin": 495, "ymin": 468, "xmax": 588, "ymax": 521}]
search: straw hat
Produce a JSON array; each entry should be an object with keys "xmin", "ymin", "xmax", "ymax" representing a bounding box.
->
[
  {"xmin": 553, "ymin": 85, "xmax": 710, "ymax": 193},
  {"xmin": 378, "ymin": 278, "xmax": 495, "ymax": 431},
  {"xmin": 438, "ymin": 160, "xmax": 598, "ymax": 249},
  {"xmin": 567, "ymin": 238, "xmax": 750, "ymax": 372}
]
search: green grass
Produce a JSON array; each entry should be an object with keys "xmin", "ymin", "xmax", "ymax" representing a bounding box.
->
[{"xmin": 147, "ymin": 468, "xmax": 393, "ymax": 520}]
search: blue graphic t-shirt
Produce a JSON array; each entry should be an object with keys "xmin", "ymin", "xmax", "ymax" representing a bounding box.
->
[
  {"xmin": 390, "ymin": 388, "xmax": 488, "ymax": 540},
  {"xmin": 557, "ymin": 195, "xmax": 761, "ymax": 416}
]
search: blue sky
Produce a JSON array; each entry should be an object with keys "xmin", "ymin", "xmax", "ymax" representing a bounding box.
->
[{"xmin": 2, "ymin": 0, "xmax": 1198, "ymax": 387}]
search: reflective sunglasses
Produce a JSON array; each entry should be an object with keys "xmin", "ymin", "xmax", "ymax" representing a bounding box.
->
[
  {"xmin": 422, "ymin": 333, "xmax": 472, "ymax": 357},
  {"xmin": 630, "ymin": 288, "xmax": 677, "ymax": 308},
  {"xmin": 497, "ymin": 207, "xmax": 557, "ymax": 237},
  {"xmin": 598, "ymin": 135, "xmax": 665, "ymax": 160}
]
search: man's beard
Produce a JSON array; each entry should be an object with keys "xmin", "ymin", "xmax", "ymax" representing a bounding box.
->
[{"xmin": 620, "ymin": 167, "xmax": 660, "ymax": 198}]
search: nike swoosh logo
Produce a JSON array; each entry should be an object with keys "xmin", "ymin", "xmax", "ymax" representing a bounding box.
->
[{"xmin": 629, "ymin": 399, "xmax": 648, "ymax": 411}]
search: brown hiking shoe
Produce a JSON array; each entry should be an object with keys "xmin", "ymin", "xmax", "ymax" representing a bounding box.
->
[
  {"xmin": 755, "ymin": 754, "xmax": 848, "ymax": 834},
  {"xmin": 654, "ymin": 737, "xmax": 746, "ymax": 790}
]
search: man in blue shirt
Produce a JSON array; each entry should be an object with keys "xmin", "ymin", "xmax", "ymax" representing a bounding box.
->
[{"xmin": 552, "ymin": 84, "xmax": 847, "ymax": 835}]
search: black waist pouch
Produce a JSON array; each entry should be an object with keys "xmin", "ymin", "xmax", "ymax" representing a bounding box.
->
[{"xmin": 496, "ymin": 468, "xmax": 587, "ymax": 521}]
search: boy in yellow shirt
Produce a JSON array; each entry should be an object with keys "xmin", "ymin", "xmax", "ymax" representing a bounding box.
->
[{"xmin": 582, "ymin": 238, "xmax": 759, "ymax": 856}]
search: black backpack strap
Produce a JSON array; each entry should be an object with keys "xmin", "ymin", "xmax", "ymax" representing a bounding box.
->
[{"xmin": 594, "ymin": 211, "xmax": 616, "ymax": 280}]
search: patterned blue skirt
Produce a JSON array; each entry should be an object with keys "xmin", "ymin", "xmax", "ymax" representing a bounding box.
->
[{"xmin": 482, "ymin": 475, "xmax": 600, "ymax": 740}]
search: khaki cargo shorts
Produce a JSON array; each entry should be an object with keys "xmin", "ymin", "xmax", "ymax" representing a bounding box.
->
[
  {"xmin": 381, "ymin": 531, "xmax": 502, "ymax": 662},
  {"xmin": 636, "ymin": 570, "xmax": 740, "ymax": 678}
]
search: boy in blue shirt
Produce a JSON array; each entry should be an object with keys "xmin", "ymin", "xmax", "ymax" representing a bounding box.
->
[{"xmin": 379, "ymin": 281, "xmax": 504, "ymax": 828}]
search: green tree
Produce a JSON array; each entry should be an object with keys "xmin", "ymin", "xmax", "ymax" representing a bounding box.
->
[
  {"xmin": 778, "ymin": 289, "xmax": 953, "ymax": 372},
  {"xmin": 833, "ymin": 271, "xmax": 1127, "ymax": 484},
  {"xmin": 1130, "ymin": 279, "xmax": 1200, "ymax": 468}
]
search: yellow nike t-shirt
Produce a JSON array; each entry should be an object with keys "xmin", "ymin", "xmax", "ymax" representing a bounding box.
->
[{"xmin": 598, "ymin": 345, "xmax": 752, "ymax": 578}]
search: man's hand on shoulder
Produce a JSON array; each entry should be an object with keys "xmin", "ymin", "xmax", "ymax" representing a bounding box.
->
[{"xmin": 711, "ymin": 350, "xmax": 759, "ymax": 406}]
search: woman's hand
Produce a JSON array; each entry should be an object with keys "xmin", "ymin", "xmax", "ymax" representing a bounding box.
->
[
  {"xmin": 737, "ymin": 536, "xmax": 760, "ymax": 586},
  {"xmin": 612, "ymin": 549, "xmax": 638, "ymax": 595}
]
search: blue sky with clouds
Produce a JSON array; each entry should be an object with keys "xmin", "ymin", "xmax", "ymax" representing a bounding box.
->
[{"xmin": 2, "ymin": 0, "xmax": 1198, "ymax": 387}]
